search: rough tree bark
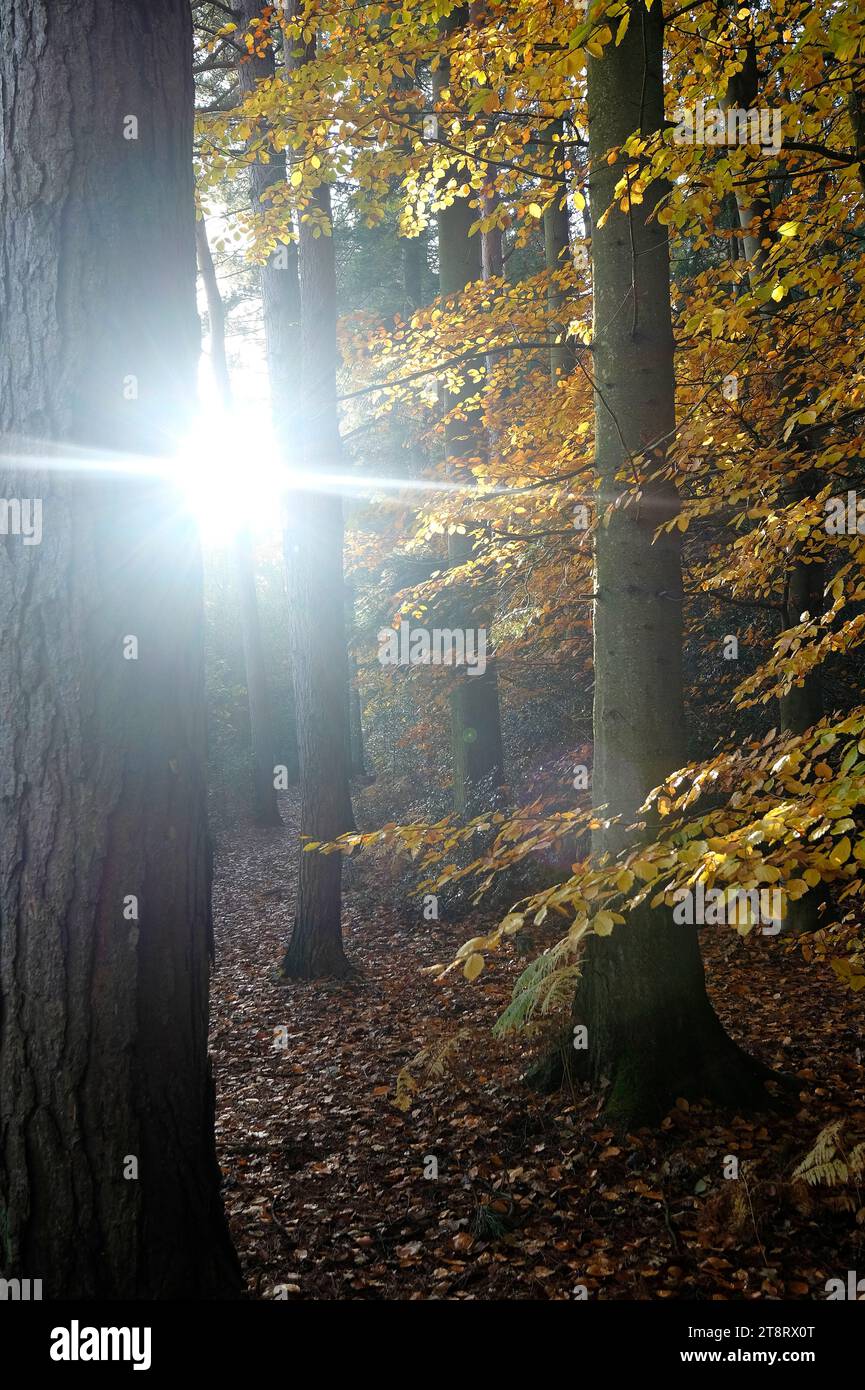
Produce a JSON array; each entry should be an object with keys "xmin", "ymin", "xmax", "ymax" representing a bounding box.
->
[
  {"xmin": 435, "ymin": 7, "xmax": 505, "ymax": 818},
  {"xmin": 0, "ymin": 0, "xmax": 240, "ymax": 1297},
  {"xmin": 534, "ymin": 1, "xmax": 774, "ymax": 1126}
]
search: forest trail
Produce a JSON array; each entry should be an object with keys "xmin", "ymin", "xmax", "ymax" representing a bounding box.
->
[{"xmin": 210, "ymin": 795, "xmax": 865, "ymax": 1300}]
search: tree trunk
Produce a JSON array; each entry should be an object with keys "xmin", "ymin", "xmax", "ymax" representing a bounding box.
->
[
  {"xmin": 403, "ymin": 232, "xmax": 426, "ymax": 315},
  {"xmin": 541, "ymin": 1, "xmax": 773, "ymax": 1126},
  {"xmin": 718, "ymin": 27, "xmax": 824, "ymax": 933},
  {"xmin": 720, "ymin": 28, "xmax": 823, "ymax": 740},
  {"xmin": 235, "ymin": 0, "xmax": 300, "ymax": 447},
  {"xmin": 481, "ymin": 191, "xmax": 504, "ymax": 282},
  {"xmin": 348, "ymin": 653, "xmax": 371, "ymax": 779},
  {"xmin": 543, "ymin": 118, "xmax": 577, "ymax": 382},
  {"xmin": 195, "ymin": 218, "xmax": 283, "ymax": 827},
  {"xmin": 0, "ymin": 0, "xmax": 240, "ymax": 1297},
  {"xmin": 435, "ymin": 8, "xmax": 506, "ymax": 818},
  {"xmin": 280, "ymin": 22, "xmax": 354, "ymax": 978},
  {"xmin": 235, "ymin": 527, "xmax": 284, "ymax": 825}
]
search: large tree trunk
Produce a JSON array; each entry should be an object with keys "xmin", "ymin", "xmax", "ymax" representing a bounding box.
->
[
  {"xmin": 280, "ymin": 22, "xmax": 354, "ymax": 978},
  {"xmin": 435, "ymin": 8, "xmax": 505, "ymax": 818},
  {"xmin": 0, "ymin": 0, "xmax": 240, "ymax": 1297},
  {"xmin": 541, "ymin": 1, "xmax": 773, "ymax": 1127}
]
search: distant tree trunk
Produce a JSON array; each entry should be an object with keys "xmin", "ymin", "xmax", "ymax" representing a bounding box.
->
[
  {"xmin": 717, "ymin": 29, "xmax": 823, "ymax": 739},
  {"xmin": 435, "ymin": 7, "xmax": 505, "ymax": 817},
  {"xmin": 851, "ymin": 82, "xmax": 865, "ymax": 193},
  {"xmin": 536, "ymin": 1, "xmax": 773, "ymax": 1126},
  {"xmin": 195, "ymin": 219, "xmax": 283, "ymax": 826},
  {"xmin": 0, "ymin": 0, "xmax": 240, "ymax": 1297},
  {"xmin": 543, "ymin": 118, "xmax": 577, "ymax": 382},
  {"xmin": 404, "ymin": 233, "xmax": 426, "ymax": 314},
  {"xmin": 348, "ymin": 654, "xmax": 371, "ymax": 778},
  {"xmin": 281, "ymin": 22, "xmax": 354, "ymax": 978},
  {"xmin": 235, "ymin": 0, "xmax": 300, "ymax": 447},
  {"xmin": 234, "ymin": 0, "xmax": 303, "ymax": 791},
  {"xmin": 344, "ymin": 582, "xmax": 370, "ymax": 780},
  {"xmin": 718, "ymin": 29, "xmax": 824, "ymax": 932},
  {"xmin": 481, "ymin": 195, "xmax": 504, "ymax": 281},
  {"xmin": 395, "ymin": 68, "xmax": 428, "ymax": 315},
  {"xmin": 235, "ymin": 527, "xmax": 284, "ymax": 825},
  {"xmin": 195, "ymin": 217, "xmax": 232, "ymax": 400}
]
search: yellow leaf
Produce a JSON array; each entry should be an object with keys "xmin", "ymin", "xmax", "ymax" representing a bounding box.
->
[
  {"xmin": 463, "ymin": 953, "xmax": 484, "ymax": 981},
  {"xmin": 831, "ymin": 836, "xmax": 852, "ymax": 865},
  {"xmin": 528, "ymin": 202, "xmax": 543, "ymax": 219},
  {"xmin": 633, "ymin": 859, "xmax": 658, "ymax": 881}
]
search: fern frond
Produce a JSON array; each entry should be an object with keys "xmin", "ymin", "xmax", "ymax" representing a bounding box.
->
[
  {"xmin": 493, "ymin": 940, "xmax": 582, "ymax": 1037},
  {"xmin": 793, "ymin": 1120, "xmax": 851, "ymax": 1187}
]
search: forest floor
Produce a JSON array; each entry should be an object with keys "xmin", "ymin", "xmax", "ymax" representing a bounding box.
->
[{"xmin": 210, "ymin": 793, "xmax": 865, "ymax": 1301}]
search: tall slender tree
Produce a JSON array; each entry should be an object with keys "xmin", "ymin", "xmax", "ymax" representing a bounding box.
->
[
  {"xmin": 280, "ymin": 10, "xmax": 355, "ymax": 978},
  {"xmin": 435, "ymin": 7, "xmax": 506, "ymax": 818},
  {"xmin": 196, "ymin": 219, "xmax": 284, "ymax": 826},
  {"xmin": 0, "ymin": 0, "xmax": 240, "ymax": 1296},
  {"xmin": 712, "ymin": 20, "xmax": 823, "ymax": 934},
  {"xmin": 564, "ymin": 0, "xmax": 774, "ymax": 1125},
  {"xmin": 235, "ymin": 0, "xmax": 301, "ymax": 450},
  {"xmin": 543, "ymin": 117, "xmax": 578, "ymax": 383}
]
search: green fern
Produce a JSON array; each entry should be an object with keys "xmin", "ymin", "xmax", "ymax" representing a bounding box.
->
[{"xmin": 493, "ymin": 940, "xmax": 582, "ymax": 1038}]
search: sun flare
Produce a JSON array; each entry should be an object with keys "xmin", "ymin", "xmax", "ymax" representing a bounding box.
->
[{"xmin": 174, "ymin": 400, "xmax": 286, "ymax": 544}]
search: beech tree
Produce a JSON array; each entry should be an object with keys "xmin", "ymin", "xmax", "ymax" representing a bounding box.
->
[
  {"xmin": 0, "ymin": 0, "xmax": 239, "ymax": 1296},
  {"xmin": 196, "ymin": 0, "xmax": 865, "ymax": 1096},
  {"xmin": 569, "ymin": 1, "xmax": 772, "ymax": 1124},
  {"xmin": 196, "ymin": 218, "xmax": 284, "ymax": 827},
  {"xmin": 435, "ymin": 6, "xmax": 505, "ymax": 818},
  {"xmin": 235, "ymin": 0, "xmax": 301, "ymax": 450},
  {"xmin": 281, "ymin": 14, "xmax": 355, "ymax": 978}
]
